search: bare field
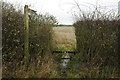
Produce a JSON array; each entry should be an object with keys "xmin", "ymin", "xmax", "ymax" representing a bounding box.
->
[{"xmin": 53, "ymin": 26, "xmax": 76, "ymax": 50}]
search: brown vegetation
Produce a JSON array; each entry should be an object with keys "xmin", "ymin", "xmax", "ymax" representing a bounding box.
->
[{"xmin": 53, "ymin": 27, "xmax": 76, "ymax": 50}]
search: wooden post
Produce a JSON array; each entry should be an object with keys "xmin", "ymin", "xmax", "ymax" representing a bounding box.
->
[
  {"xmin": 24, "ymin": 5, "xmax": 36, "ymax": 70},
  {"xmin": 24, "ymin": 5, "xmax": 29, "ymax": 69}
]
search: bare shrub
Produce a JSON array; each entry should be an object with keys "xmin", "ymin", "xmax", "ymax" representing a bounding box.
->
[{"xmin": 73, "ymin": 2, "xmax": 119, "ymax": 77}]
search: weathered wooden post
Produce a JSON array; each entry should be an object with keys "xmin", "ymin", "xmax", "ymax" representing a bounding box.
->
[
  {"xmin": 24, "ymin": 5, "xmax": 36, "ymax": 69},
  {"xmin": 24, "ymin": 5, "xmax": 29, "ymax": 69}
]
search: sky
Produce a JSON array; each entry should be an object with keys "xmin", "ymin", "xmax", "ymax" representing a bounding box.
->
[{"xmin": 4, "ymin": 0, "xmax": 120, "ymax": 25}]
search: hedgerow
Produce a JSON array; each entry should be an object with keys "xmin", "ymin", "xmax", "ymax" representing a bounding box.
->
[{"xmin": 2, "ymin": 2, "xmax": 57, "ymax": 77}]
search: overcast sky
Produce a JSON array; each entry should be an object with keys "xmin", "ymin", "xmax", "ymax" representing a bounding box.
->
[{"xmin": 4, "ymin": 0, "xmax": 120, "ymax": 25}]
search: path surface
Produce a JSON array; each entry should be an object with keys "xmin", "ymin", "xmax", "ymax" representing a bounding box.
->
[{"xmin": 53, "ymin": 26, "xmax": 76, "ymax": 75}]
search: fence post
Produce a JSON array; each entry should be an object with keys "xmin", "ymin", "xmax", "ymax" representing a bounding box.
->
[{"xmin": 24, "ymin": 5, "xmax": 29, "ymax": 69}]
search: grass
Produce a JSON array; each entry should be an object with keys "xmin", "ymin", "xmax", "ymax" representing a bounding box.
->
[
  {"xmin": 52, "ymin": 26, "xmax": 76, "ymax": 51},
  {"xmin": 2, "ymin": 53, "xmax": 59, "ymax": 78}
]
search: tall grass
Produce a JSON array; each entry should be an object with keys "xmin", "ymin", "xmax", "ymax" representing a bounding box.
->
[{"xmin": 53, "ymin": 27, "xmax": 76, "ymax": 51}]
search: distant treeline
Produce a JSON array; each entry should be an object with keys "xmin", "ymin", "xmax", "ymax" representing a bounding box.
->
[{"xmin": 53, "ymin": 24, "xmax": 73, "ymax": 27}]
